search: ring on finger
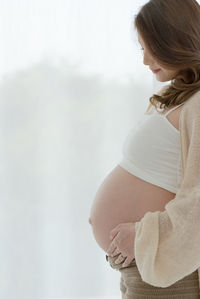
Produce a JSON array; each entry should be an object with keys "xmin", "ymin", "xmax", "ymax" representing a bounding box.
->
[
  {"xmin": 115, "ymin": 254, "xmax": 126, "ymax": 264},
  {"xmin": 118, "ymin": 254, "xmax": 126, "ymax": 261}
]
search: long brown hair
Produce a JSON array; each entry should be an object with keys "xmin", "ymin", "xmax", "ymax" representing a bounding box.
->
[{"xmin": 134, "ymin": 0, "xmax": 200, "ymax": 110}]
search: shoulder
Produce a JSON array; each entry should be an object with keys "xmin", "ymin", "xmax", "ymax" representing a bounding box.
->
[
  {"xmin": 183, "ymin": 90, "xmax": 200, "ymax": 106},
  {"xmin": 180, "ymin": 90, "xmax": 200, "ymax": 136},
  {"xmin": 181, "ymin": 90, "xmax": 200, "ymax": 118}
]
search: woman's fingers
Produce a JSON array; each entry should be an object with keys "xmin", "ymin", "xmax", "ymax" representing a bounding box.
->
[
  {"xmin": 106, "ymin": 241, "xmax": 117, "ymax": 255},
  {"xmin": 114, "ymin": 254, "xmax": 126, "ymax": 265},
  {"xmin": 110, "ymin": 247, "xmax": 121, "ymax": 257},
  {"xmin": 122, "ymin": 256, "xmax": 134, "ymax": 268},
  {"xmin": 110, "ymin": 230, "xmax": 119, "ymax": 241}
]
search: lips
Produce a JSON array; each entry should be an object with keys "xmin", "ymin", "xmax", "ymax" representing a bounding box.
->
[{"xmin": 151, "ymin": 69, "xmax": 161, "ymax": 74}]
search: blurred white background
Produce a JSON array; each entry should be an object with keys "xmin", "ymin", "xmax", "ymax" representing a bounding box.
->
[{"xmin": 0, "ymin": 0, "xmax": 166, "ymax": 298}]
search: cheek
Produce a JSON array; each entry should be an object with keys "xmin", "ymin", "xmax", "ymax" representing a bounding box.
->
[
  {"xmin": 161, "ymin": 70, "xmax": 175, "ymax": 80},
  {"xmin": 166, "ymin": 70, "xmax": 177, "ymax": 77}
]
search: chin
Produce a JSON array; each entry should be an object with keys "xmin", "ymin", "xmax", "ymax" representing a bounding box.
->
[
  {"xmin": 156, "ymin": 75, "xmax": 172, "ymax": 82},
  {"xmin": 155, "ymin": 71, "xmax": 175, "ymax": 82}
]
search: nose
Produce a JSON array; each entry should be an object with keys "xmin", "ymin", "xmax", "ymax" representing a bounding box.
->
[{"xmin": 143, "ymin": 50, "xmax": 154, "ymax": 66}]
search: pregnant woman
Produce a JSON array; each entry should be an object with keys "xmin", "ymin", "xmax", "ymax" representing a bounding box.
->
[{"xmin": 89, "ymin": 0, "xmax": 200, "ymax": 298}]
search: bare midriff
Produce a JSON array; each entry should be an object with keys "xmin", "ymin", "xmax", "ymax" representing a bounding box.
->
[{"xmin": 89, "ymin": 165, "xmax": 175, "ymax": 252}]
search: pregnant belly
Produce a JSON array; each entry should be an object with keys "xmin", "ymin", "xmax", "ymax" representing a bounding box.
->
[{"xmin": 89, "ymin": 165, "xmax": 176, "ymax": 252}]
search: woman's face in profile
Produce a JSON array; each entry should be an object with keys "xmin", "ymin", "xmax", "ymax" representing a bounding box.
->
[{"xmin": 138, "ymin": 33, "xmax": 178, "ymax": 82}]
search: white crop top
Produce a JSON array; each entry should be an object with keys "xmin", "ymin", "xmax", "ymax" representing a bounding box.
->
[{"xmin": 118, "ymin": 103, "xmax": 184, "ymax": 193}]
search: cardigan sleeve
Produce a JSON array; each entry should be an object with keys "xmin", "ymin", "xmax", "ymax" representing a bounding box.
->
[{"xmin": 134, "ymin": 91, "xmax": 200, "ymax": 287}]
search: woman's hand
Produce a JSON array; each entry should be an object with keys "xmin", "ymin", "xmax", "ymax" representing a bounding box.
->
[{"xmin": 106, "ymin": 222, "xmax": 136, "ymax": 268}]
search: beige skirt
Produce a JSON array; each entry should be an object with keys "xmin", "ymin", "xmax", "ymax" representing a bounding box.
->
[{"xmin": 106, "ymin": 254, "xmax": 200, "ymax": 299}]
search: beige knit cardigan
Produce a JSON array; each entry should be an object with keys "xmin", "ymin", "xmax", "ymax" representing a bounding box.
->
[{"xmin": 134, "ymin": 89, "xmax": 200, "ymax": 290}]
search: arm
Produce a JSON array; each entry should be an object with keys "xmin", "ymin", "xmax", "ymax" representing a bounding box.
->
[{"xmin": 134, "ymin": 91, "xmax": 200, "ymax": 287}]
